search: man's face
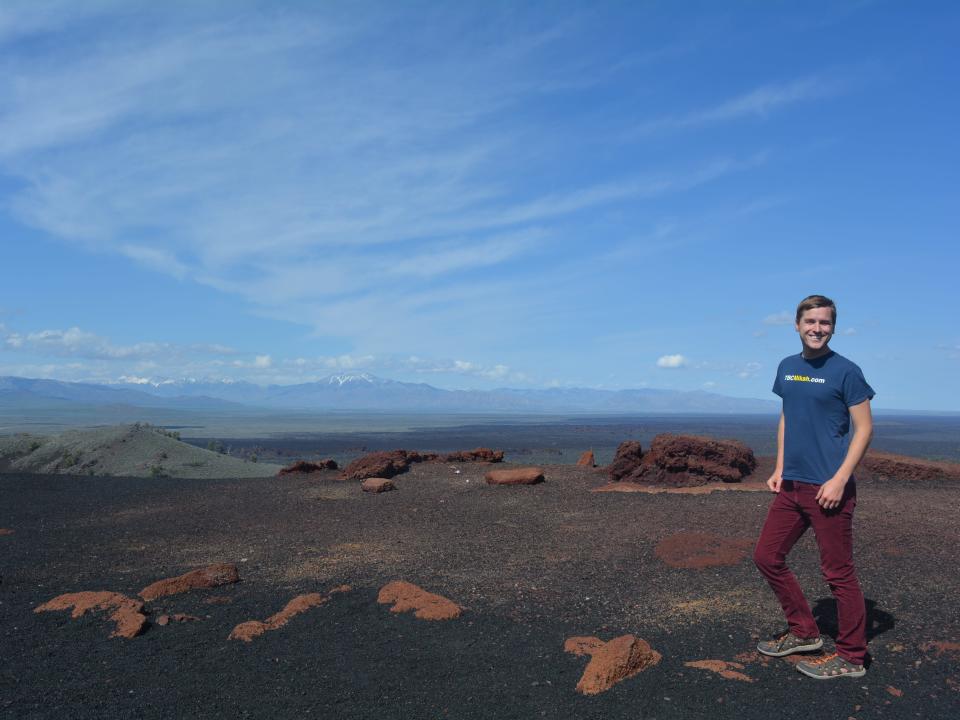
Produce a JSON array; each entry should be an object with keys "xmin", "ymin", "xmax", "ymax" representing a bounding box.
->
[{"xmin": 796, "ymin": 306, "xmax": 834, "ymax": 356}]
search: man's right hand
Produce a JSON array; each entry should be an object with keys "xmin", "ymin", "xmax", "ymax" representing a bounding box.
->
[{"xmin": 766, "ymin": 471, "xmax": 783, "ymax": 493}]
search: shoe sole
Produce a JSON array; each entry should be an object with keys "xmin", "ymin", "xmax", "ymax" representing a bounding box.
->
[
  {"xmin": 796, "ymin": 663, "xmax": 866, "ymax": 680},
  {"xmin": 756, "ymin": 638, "xmax": 823, "ymax": 657}
]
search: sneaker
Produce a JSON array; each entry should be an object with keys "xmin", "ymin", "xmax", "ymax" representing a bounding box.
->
[
  {"xmin": 756, "ymin": 632, "xmax": 823, "ymax": 657},
  {"xmin": 796, "ymin": 653, "xmax": 866, "ymax": 679}
]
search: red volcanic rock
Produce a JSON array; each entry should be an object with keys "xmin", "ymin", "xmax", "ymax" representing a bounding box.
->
[
  {"xmin": 139, "ymin": 563, "xmax": 240, "ymax": 601},
  {"xmin": 229, "ymin": 585, "xmax": 351, "ymax": 642},
  {"xmin": 564, "ymin": 634, "xmax": 661, "ymax": 695},
  {"xmin": 576, "ymin": 450, "xmax": 596, "ymax": 467},
  {"xmin": 35, "ymin": 591, "xmax": 147, "ymax": 639},
  {"xmin": 655, "ymin": 533, "xmax": 755, "ymax": 569},
  {"xmin": 277, "ymin": 459, "xmax": 338, "ymax": 476},
  {"xmin": 361, "ymin": 478, "xmax": 395, "ymax": 493},
  {"xmin": 485, "ymin": 467, "xmax": 545, "ymax": 485},
  {"xmin": 440, "ymin": 448, "xmax": 504, "ymax": 463},
  {"xmin": 377, "ymin": 581, "xmax": 462, "ymax": 620},
  {"xmin": 684, "ymin": 659, "xmax": 754, "ymax": 683},
  {"xmin": 632, "ymin": 434, "xmax": 756, "ymax": 486},
  {"xmin": 608, "ymin": 441, "xmax": 644, "ymax": 481},
  {"xmin": 0, "ymin": 528, "xmax": 13, "ymax": 536},
  {"xmin": 862, "ymin": 451, "xmax": 960, "ymax": 482},
  {"xmin": 340, "ymin": 450, "xmax": 433, "ymax": 481}
]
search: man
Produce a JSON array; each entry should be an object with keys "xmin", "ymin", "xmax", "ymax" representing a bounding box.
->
[{"xmin": 753, "ymin": 294, "xmax": 874, "ymax": 679}]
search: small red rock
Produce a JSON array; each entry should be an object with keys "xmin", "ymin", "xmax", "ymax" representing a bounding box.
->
[
  {"xmin": 564, "ymin": 634, "xmax": 661, "ymax": 695},
  {"xmin": 139, "ymin": 563, "xmax": 240, "ymax": 601},
  {"xmin": 35, "ymin": 591, "xmax": 147, "ymax": 639},
  {"xmin": 361, "ymin": 478, "xmax": 395, "ymax": 493},
  {"xmin": 485, "ymin": 467, "xmax": 544, "ymax": 485},
  {"xmin": 576, "ymin": 450, "xmax": 595, "ymax": 467},
  {"xmin": 377, "ymin": 581, "xmax": 462, "ymax": 620}
]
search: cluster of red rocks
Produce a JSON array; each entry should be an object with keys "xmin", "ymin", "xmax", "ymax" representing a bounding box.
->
[
  {"xmin": 609, "ymin": 434, "xmax": 756, "ymax": 486},
  {"xmin": 34, "ymin": 563, "xmax": 241, "ymax": 639},
  {"xmin": 340, "ymin": 447, "xmax": 504, "ymax": 481}
]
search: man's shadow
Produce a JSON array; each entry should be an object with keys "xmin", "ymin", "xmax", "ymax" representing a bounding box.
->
[{"xmin": 812, "ymin": 597, "xmax": 895, "ymax": 666}]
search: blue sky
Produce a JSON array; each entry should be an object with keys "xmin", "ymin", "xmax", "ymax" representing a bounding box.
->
[{"xmin": 1, "ymin": 1, "xmax": 958, "ymax": 410}]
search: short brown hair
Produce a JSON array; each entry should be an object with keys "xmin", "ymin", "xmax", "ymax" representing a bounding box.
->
[{"xmin": 795, "ymin": 295, "xmax": 836, "ymax": 324}]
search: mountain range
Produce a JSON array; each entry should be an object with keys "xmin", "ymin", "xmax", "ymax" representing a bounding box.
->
[{"xmin": 0, "ymin": 374, "xmax": 778, "ymax": 414}]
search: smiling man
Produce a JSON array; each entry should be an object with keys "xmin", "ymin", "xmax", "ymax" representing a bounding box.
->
[{"xmin": 753, "ymin": 294, "xmax": 875, "ymax": 679}]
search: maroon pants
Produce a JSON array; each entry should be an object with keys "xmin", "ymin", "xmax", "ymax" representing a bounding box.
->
[{"xmin": 753, "ymin": 479, "xmax": 867, "ymax": 664}]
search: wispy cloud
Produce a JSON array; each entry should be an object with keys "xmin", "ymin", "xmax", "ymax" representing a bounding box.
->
[
  {"xmin": 0, "ymin": 4, "xmax": 812, "ymax": 381},
  {"xmin": 632, "ymin": 75, "xmax": 843, "ymax": 136},
  {"xmin": 763, "ymin": 311, "xmax": 793, "ymax": 326}
]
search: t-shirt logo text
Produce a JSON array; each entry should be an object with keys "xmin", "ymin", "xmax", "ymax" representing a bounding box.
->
[{"xmin": 784, "ymin": 374, "xmax": 826, "ymax": 384}]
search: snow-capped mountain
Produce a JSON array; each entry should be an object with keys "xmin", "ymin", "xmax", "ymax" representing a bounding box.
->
[{"xmin": 0, "ymin": 373, "xmax": 779, "ymax": 414}]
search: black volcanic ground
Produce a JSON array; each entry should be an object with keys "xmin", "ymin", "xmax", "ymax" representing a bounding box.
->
[{"xmin": 2, "ymin": 456, "xmax": 959, "ymax": 719}]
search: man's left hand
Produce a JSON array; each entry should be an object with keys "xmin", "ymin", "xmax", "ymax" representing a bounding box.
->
[{"xmin": 815, "ymin": 477, "xmax": 847, "ymax": 509}]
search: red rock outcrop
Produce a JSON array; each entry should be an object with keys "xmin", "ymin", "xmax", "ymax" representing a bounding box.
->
[
  {"xmin": 684, "ymin": 659, "xmax": 754, "ymax": 682},
  {"xmin": 277, "ymin": 459, "xmax": 338, "ymax": 475},
  {"xmin": 608, "ymin": 441, "xmax": 644, "ymax": 481},
  {"xmin": 439, "ymin": 448, "xmax": 504, "ymax": 463},
  {"xmin": 377, "ymin": 581, "xmax": 462, "ymax": 620},
  {"xmin": 655, "ymin": 533, "xmax": 755, "ymax": 569},
  {"xmin": 564, "ymin": 634, "xmax": 661, "ymax": 695},
  {"xmin": 862, "ymin": 451, "xmax": 960, "ymax": 482},
  {"xmin": 340, "ymin": 450, "xmax": 435, "ymax": 481},
  {"xmin": 139, "ymin": 563, "xmax": 240, "ymax": 601},
  {"xmin": 485, "ymin": 467, "xmax": 545, "ymax": 485},
  {"xmin": 34, "ymin": 591, "xmax": 147, "ymax": 639},
  {"xmin": 576, "ymin": 450, "xmax": 596, "ymax": 467},
  {"xmin": 361, "ymin": 478, "xmax": 394, "ymax": 493},
  {"xmin": 229, "ymin": 585, "xmax": 351, "ymax": 642},
  {"xmin": 611, "ymin": 434, "xmax": 755, "ymax": 486}
]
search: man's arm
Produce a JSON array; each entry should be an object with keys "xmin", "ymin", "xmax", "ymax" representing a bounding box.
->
[
  {"xmin": 767, "ymin": 411, "xmax": 785, "ymax": 493},
  {"xmin": 815, "ymin": 399, "xmax": 873, "ymax": 508}
]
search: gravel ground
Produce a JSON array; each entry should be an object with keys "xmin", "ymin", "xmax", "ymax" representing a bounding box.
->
[{"xmin": 1, "ymin": 462, "xmax": 958, "ymax": 719}]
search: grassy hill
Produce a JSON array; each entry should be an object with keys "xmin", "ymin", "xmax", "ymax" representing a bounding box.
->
[{"xmin": 0, "ymin": 423, "xmax": 282, "ymax": 479}]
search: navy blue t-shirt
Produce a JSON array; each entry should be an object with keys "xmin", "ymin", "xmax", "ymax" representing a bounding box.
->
[{"xmin": 773, "ymin": 351, "xmax": 875, "ymax": 486}]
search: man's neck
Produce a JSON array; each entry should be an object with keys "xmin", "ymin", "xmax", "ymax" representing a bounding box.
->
[{"xmin": 802, "ymin": 345, "xmax": 832, "ymax": 360}]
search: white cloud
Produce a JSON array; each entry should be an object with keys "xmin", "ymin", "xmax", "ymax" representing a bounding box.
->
[
  {"xmin": 842, "ymin": 327, "xmax": 857, "ymax": 336},
  {"xmin": 763, "ymin": 311, "xmax": 793, "ymax": 326},
  {"xmin": 253, "ymin": 355, "xmax": 272, "ymax": 368},
  {"xmin": 657, "ymin": 354, "xmax": 687, "ymax": 368}
]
